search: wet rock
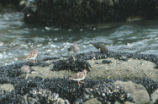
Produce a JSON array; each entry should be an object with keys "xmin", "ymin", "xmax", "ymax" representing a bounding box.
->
[
  {"xmin": 102, "ymin": 60, "xmax": 112, "ymax": 64},
  {"xmin": 74, "ymin": 98, "xmax": 83, "ymax": 104},
  {"xmin": 0, "ymin": 76, "xmax": 133, "ymax": 103},
  {"xmin": 43, "ymin": 56, "xmax": 59, "ymax": 61},
  {"xmin": 22, "ymin": 0, "xmax": 158, "ymax": 27},
  {"xmin": 52, "ymin": 58, "xmax": 91, "ymax": 72},
  {"xmin": 0, "ymin": 60, "xmax": 50, "ymax": 77},
  {"xmin": 0, "ymin": 51, "xmax": 158, "ymax": 103},
  {"xmin": 76, "ymin": 51, "xmax": 107, "ymax": 60},
  {"xmin": 124, "ymin": 101, "xmax": 135, "ymax": 104},
  {"xmin": 133, "ymin": 78, "xmax": 158, "ymax": 95},
  {"xmin": 119, "ymin": 56, "xmax": 128, "ymax": 61},
  {"xmin": 92, "ymin": 42, "xmax": 108, "ymax": 54},
  {"xmin": 57, "ymin": 98, "xmax": 66, "ymax": 104},
  {"xmin": 0, "ymin": 91, "xmax": 14, "ymax": 103},
  {"xmin": 80, "ymin": 81, "xmax": 133, "ymax": 103},
  {"xmin": 0, "ymin": 0, "xmax": 20, "ymax": 7},
  {"xmin": 115, "ymin": 101, "xmax": 134, "ymax": 104},
  {"xmin": 95, "ymin": 62, "xmax": 100, "ymax": 64},
  {"xmin": 126, "ymin": 16, "xmax": 143, "ymax": 22},
  {"xmin": 114, "ymin": 101, "xmax": 121, "ymax": 104},
  {"xmin": 84, "ymin": 98, "xmax": 101, "ymax": 104},
  {"xmin": 20, "ymin": 65, "xmax": 32, "ymax": 74},
  {"xmin": 25, "ymin": 88, "xmax": 70, "ymax": 104},
  {"xmin": 151, "ymin": 89, "xmax": 158, "ymax": 104},
  {"xmin": 75, "ymin": 51, "xmax": 158, "ymax": 67},
  {"xmin": 0, "ymin": 84, "xmax": 14, "ymax": 92},
  {"xmin": 114, "ymin": 81, "xmax": 150, "ymax": 104},
  {"xmin": 88, "ymin": 57, "xmax": 158, "ymax": 80},
  {"xmin": 0, "ymin": 74, "xmax": 156, "ymax": 104}
]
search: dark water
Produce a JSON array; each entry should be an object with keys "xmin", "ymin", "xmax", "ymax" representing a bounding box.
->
[{"xmin": 0, "ymin": 11, "xmax": 158, "ymax": 66}]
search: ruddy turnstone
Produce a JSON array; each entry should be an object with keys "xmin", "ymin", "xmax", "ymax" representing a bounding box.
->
[
  {"xmin": 92, "ymin": 42, "xmax": 108, "ymax": 53},
  {"xmin": 26, "ymin": 49, "xmax": 38, "ymax": 63},
  {"xmin": 69, "ymin": 69, "xmax": 87, "ymax": 86},
  {"xmin": 68, "ymin": 43, "xmax": 80, "ymax": 60},
  {"xmin": 68, "ymin": 43, "xmax": 80, "ymax": 54}
]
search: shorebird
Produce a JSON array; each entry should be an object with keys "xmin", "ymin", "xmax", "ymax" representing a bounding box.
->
[
  {"xmin": 68, "ymin": 43, "xmax": 80, "ymax": 60},
  {"xmin": 68, "ymin": 43, "xmax": 80, "ymax": 54},
  {"xmin": 92, "ymin": 42, "xmax": 108, "ymax": 53},
  {"xmin": 25, "ymin": 49, "xmax": 38, "ymax": 63},
  {"xmin": 69, "ymin": 69, "xmax": 87, "ymax": 86}
]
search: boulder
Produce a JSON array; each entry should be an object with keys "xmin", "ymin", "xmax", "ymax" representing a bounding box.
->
[{"xmin": 114, "ymin": 81, "xmax": 150, "ymax": 104}]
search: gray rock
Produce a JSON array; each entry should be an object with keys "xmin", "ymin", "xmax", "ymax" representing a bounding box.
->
[
  {"xmin": 114, "ymin": 101, "xmax": 121, "ymax": 104},
  {"xmin": 151, "ymin": 89, "xmax": 158, "ymax": 104},
  {"xmin": 57, "ymin": 98, "xmax": 65, "ymax": 104},
  {"xmin": 124, "ymin": 101, "xmax": 135, "ymax": 104},
  {"xmin": 114, "ymin": 81, "xmax": 150, "ymax": 104},
  {"xmin": 84, "ymin": 98, "xmax": 102, "ymax": 104},
  {"xmin": 65, "ymin": 99, "xmax": 70, "ymax": 104},
  {"xmin": 102, "ymin": 60, "xmax": 112, "ymax": 64},
  {"xmin": 0, "ymin": 84, "xmax": 14, "ymax": 92},
  {"xmin": 74, "ymin": 98, "xmax": 83, "ymax": 104},
  {"xmin": 21, "ymin": 65, "xmax": 31, "ymax": 73},
  {"xmin": 92, "ymin": 42, "xmax": 108, "ymax": 53}
]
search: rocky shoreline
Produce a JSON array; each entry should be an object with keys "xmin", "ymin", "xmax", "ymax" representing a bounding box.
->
[
  {"xmin": 1, "ymin": 0, "xmax": 158, "ymax": 28},
  {"xmin": 0, "ymin": 51, "xmax": 158, "ymax": 104},
  {"xmin": 21, "ymin": 0, "xmax": 158, "ymax": 27}
]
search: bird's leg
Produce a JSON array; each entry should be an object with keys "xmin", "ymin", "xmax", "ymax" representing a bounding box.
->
[
  {"xmin": 80, "ymin": 81, "xmax": 85, "ymax": 84},
  {"xmin": 78, "ymin": 81, "xmax": 85, "ymax": 86},
  {"xmin": 78, "ymin": 81, "xmax": 81, "ymax": 86}
]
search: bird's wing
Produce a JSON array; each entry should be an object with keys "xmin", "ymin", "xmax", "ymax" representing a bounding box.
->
[
  {"xmin": 76, "ymin": 72, "xmax": 84, "ymax": 78},
  {"xmin": 26, "ymin": 50, "xmax": 37, "ymax": 58},
  {"xmin": 69, "ymin": 71, "xmax": 84, "ymax": 80}
]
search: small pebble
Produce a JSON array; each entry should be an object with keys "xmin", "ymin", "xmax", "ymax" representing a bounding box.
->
[
  {"xmin": 102, "ymin": 60, "xmax": 112, "ymax": 64},
  {"xmin": 102, "ymin": 93, "xmax": 105, "ymax": 97}
]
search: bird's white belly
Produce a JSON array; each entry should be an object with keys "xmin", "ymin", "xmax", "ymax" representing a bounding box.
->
[
  {"xmin": 72, "ymin": 76, "xmax": 85, "ymax": 81},
  {"xmin": 26, "ymin": 56, "xmax": 36, "ymax": 60}
]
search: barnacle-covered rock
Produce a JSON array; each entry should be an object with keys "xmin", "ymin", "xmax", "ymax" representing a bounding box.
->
[{"xmin": 0, "ymin": 51, "xmax": 158, "ymax": 103}]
